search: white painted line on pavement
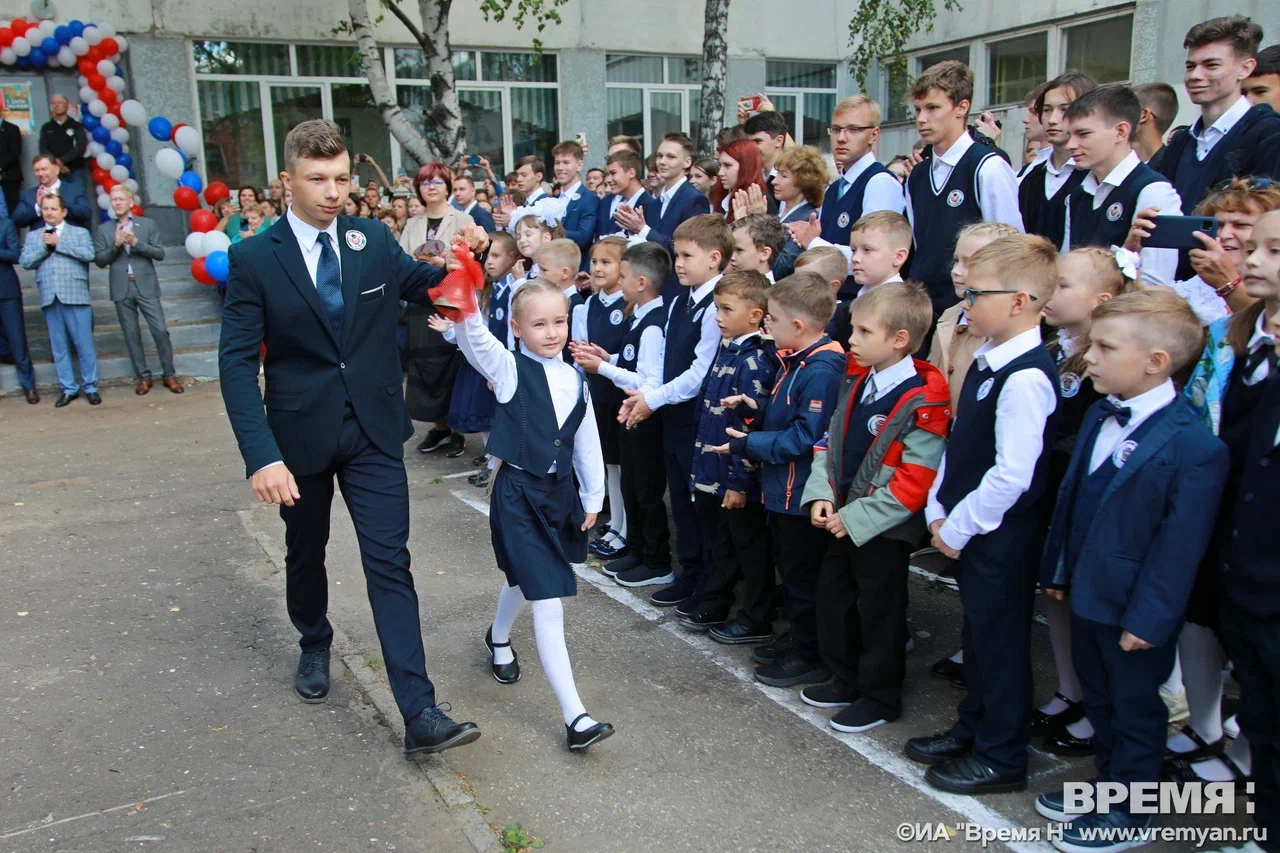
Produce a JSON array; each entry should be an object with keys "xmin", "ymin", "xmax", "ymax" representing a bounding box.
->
[
  {"xmin": 442, "ymin": 469, "xmax": 482, "ymax": 480},
  {"xmin": 0, "ymin": 791, "xmax": 187, "ymax": 840},
  {"xmin": 448, "ymin": 490, "xmax": 1054, "ymax": 852}
]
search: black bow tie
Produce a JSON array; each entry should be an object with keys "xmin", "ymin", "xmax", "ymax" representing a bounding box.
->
[{"xmin": 1101, "ymin": 399, "xmax": 1132, "ymax": 427}]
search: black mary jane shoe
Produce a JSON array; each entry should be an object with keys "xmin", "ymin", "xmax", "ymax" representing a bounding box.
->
[
  {"xmin": 1163, "ymin": 724, "xmax": 1225, "ymax": 766},
  {"xmin": 484, "ymin": 625, "xmax": 520, "ymax": 684},
  {"xmin": 1164, "ymin": 752, "xmax": 1251, "ymax": 786},
  {"xmin": 1031, "ymin": 692, "xmax": 1086, "ymax": 734},
  {"xmin": 566, "ymin": 712, "xmax": 615, "ymax": 751},
  {"xmin": 1043, "ymin": 727, "xmax": 1096, "ymax": 757}
]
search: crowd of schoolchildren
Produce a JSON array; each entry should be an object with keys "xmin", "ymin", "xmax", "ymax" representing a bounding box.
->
[{"xmin": 422, "ymin": 13, "xmax": 1280, "ymax": 849}]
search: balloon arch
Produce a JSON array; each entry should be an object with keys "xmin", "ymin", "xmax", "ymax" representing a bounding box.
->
[{"xmin": 0, "ymin": 11, "xmax": 229, "ymax": 284}]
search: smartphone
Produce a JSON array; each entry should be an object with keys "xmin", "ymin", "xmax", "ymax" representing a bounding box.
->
[
  {"xmin": 1144, "ymin": 215, "xmax": 1219, "ymax": 250},
  {"xmin": 574, "ymin": 131, "xmax": 587, "ymax": 148},
  {"xmin": 467, "ymin": 155, "xmax": 480, "ymax": 166},
  {"xmin": 738, "ymin": 95, "xmax": 763, "ymax": 114},
  {"xmin": 396, "ymin": 167, "xmax": 406, "ymax": 177}
]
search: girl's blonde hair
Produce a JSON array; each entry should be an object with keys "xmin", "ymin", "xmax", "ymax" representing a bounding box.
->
[
  {"xmin": 509, "ymin": 278, "xmax": 569, "ymax": 322},
  {"xmin": 1054, "ymin": 247, "xmax": 1141, "ymax": 377}
]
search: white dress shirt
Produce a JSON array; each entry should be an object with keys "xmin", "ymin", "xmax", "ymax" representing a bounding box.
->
[
  {"xmin": 1244, "ymin": 313, "xmax": 1275, "ymax": 386},
  {"xmin": 455, "ymin": 311, "xmax": 605, "ymax": 512},
  {"xmin": 861, "ymin": 354, "xmax": 918, "ymax": 403},
  {"xmin": 636, "ymin": 177, "xmax": 690, "ymax": 242},
  {"xmin": 1192, "ymin": 96, "xmax": 1252, "ymax": 161},
  {"xmin": 853, "ymin": 272, "xmax": 903, "ymax": 297},
  {"xmin": 644, "ymin": 275, "xmax": 722, "ymax": 411},
  {"xmin": 1088, "ymin": 379, "xmax": 1175, "ymax": 473},
  {"xmin": 905, "ymin": 132, "xmax": 1025, "ymax": 235},
  {"xmin": 525, "ymin": 186, "xmax": 547, "ymax": 204},
  {"xmin": 925, "ymin": 326, "xmax": 1059, "ymax": 551},
  {"xmin": 286, "ymin": 206, "xmax": 343, "ymax": 287},
  {"xmin": 604, "ymin": 188, "xmax": 648, "ymax": 237},
  {"xmin": 1036, "ymin": 151, "xmax": 1079, "ymax": 199},
  {"xmin": 571, "ymin": 287, "xmax": 625, "ymax": 341},
  {"xmin": 598, "ymin": 296, "xmax": 665, "ymax": 392},
  {"xmin": 1063, "ymin": 151, "xmax": 1182, "ymax": 287},
  {"xmin": 1017, "ymin": 144, "xmax": 1054, "ymax": 183},
  {"xmin": 808, "ymin": 151, "xmax": 907, "ymax": 263}
]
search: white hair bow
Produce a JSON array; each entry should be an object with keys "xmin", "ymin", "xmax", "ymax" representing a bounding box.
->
[{"xmin": 1110, "ymin": 245, "xmax": 1141, "ymax": 280}]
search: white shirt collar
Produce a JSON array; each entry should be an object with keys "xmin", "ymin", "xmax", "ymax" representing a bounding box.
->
[
  {"xmin": 661, "ymin": 176, "xmax": 688, "ymax": 202},
  {"xmin": 1044, "ymin": 152, "xmax": 1077, "ymax": 177},
  {"xmin": 720, "ymin": 194, "xmax": 731, "ymax": 213},
  {"xmin": 561, "ymin": 284, "xmax": 578, "ymax": 301},
  {"xmin": 562, "ymin": 180, "xmax": 582, "ymax": 199},
  {"xmin": 1249, "ymin": 311, "xmax": 1274, "ymax": 352},
  {"xmin": 518, "ymin": 341, "xmax": 568, "ymax": 366},
  {"xmin": 526, "ymin": 186, "xmax": 546, "ymax": 202},
  {"xmin": 1193, "ymin": 95, "xmax": 1252, "ymax": 141},
  {"xmin": 731, "ymin": 331, "xmax": 760, "ymax": 347},
  {"xmin": 691, "ymin": 274, "xmax": 721, "ymax": 304},
  {"xmin": 1108, "ymin": 378, "xmax": 1176, "ymax": 418},
  {"xmin": 632, "ymin": 296, "xmax": 664, "ymax": 321},
  {"xmin": 1083, "ymin": 150, "xmax": 1141, "ymax": 195},
  {"xmin": 461, "ymin": 200, "xmax": 477, "ymax": 214},
  {"xmin": 1031, "ymin": 145, "xmax": 1052, "ymax": 165},
  {"xmin": 841, "ymin": 151, "xmax": 879, "ymax": 185},
  {"xmin": 45, "ymin": 179, "xmax": 61, "ymax": 194},
  {"xmin": 287, "ymin": 205, "xmax": 340, "ymax": 253},
  {"xmin": 596, "ymin": 288, "xmax": 625, "ymax": 305},
  {"xmin": 625, "ymin": 187, "xmax": 647, "ymax": 207},
  {"xmin": 935, "ymin": 131, "xmax": 975, "ymax": 168},
  {"xmin": 973, "ymin": 326, "xmax": 1043, "ymax": 372},
  {"xmin": 866, "ymin": 354, "xmax": 917, "ymax": 394},
  {"xmin": 768, "ymin": 166, "xmax": 778, "ymax": 179},
  {"xmin": 765, "ymin": 270, "xmax": 775, "ymax": 284}
]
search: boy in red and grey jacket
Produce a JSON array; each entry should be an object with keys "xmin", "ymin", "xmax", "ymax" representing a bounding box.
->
[{"xmin": 801, "ymin": 282, "xmax": 951, "ymax": 734}]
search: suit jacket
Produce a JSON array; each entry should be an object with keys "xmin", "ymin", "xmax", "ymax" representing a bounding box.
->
[
  {"xmin": 93, "ymin": 216, "xmax": 166, "ymax": 302},
  {"xmin": 12, "ymin": 181, "xmax": 93, "ymax": 230},
  {"xmin": 771, "ymin": 200, "xmax": 817, "ymax": 281},
  {"xmin": 1040, "ymin": 397, "xmax": 1228, "ymax": 647},
  {"xmin": 560, "ymin": 185, "xmax": 599, "ymax": 268},
  {"xmin": 645, "ymin": 180, "xmax": 711, "ymax": 256},
  {"xmin": 0, "ymin": 120, "xmax": 20, "ymax": 189},
  {"xmin": 460, "ymin": 201, "xmax": 496, "ymax": 234},
  {"xmin": 595, "ymin": 191, "xmax": 659, "ymax": 242},
  {"xmin": 219, "ymin": 215, "xmax": 445, "ymax": 478},
  {"xmin": 19, "ymin": 222, "xmax": 94, "ymax": 306},
  {"xmin": 0, "ymin": 216, "xmax": 20, "ymax": 300}
]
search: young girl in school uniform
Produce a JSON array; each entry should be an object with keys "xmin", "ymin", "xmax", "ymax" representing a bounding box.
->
[
  {"xmin": 452, "ymin": 276, "xmax": 616, "ymax": 751},
  {"xmin": 1034, "ymin": 245, "xmax": 1140, "ymax": 756}
]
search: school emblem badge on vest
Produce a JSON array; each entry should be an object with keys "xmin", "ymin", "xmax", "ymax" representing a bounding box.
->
[
  {"xmin": 837, "ymin": 212, "xmax": 850, "ymax": 228},
  {"xmin": 345, "ymin": 230, "xmax": 367, "ymax": 251},
  {"xmin": 609, "ymin": 308, "xmax": 624, "ymax": 325},
  {"xmin": 868, "ymin": 414, "xmax": 887, "ymax": 436},
  {"xmin": 622, "ymin": 343, "xmax": 636, "ymax": 362},
  {"xmin": 495, "ymin": 307, "xmax": 505, "ymax": 321},
  {"xmin": 976, "ymin": 377, "xmax": 994, "ymax": 401},
  {"xmin": 1113, "ymin": 439, "xmax": 1138, "ymax": 468},
  {"xmin": 1060, "ymin": 372, "xmax": 1081, "ymax": 398},
  {"xmin": 1105, "ymin": 202, "xmax": 1124, "ymax": 222},
  {"xmin": 947, "ymin": 190, "xmax": 965, "ymax": 207}
]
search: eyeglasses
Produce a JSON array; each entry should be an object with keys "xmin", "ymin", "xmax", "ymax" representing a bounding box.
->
[
  {"xmin": 962, "ymin": 288, "xmax": 1038, "ymax": 307},
  {"xmin": 827, "ymin": 124, "xmax": 876, "ymax": 136},
  {"xmin": 420, "ymin": 178, "xmax": 447, "ymax": 187}
]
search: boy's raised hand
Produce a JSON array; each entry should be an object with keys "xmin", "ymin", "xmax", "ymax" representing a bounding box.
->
[
  {"xmin": 720, "ymin": 393, "xmax": 758, "ymax": 410},
  {"xmin": 810, "ymin": 500, "xmax": 835, "ymax": 528}
]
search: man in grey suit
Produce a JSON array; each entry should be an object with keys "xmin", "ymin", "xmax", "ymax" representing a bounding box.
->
[
  {"xmin": 19, "ymin": 194, "xmax": 100, "ymax": 407},
  {"xmin": 95, "ymin": 185, "xmax": 182, "ymax": 395}
]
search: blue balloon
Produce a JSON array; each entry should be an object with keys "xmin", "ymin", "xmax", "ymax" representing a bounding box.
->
[
  {"xmin": 41, "ymin": 37, "xmax": 58, "ymax": 55},
  {"xmin": 205, "ymin": 251, "xmax": 230, "ymax": 282},
  {"xmin": 148, "ymin": 116, "xmax": 172, "ymax": 142},
  {"xmin": 100, "ymin": 210, "xmax": 113, "ymax": 224},
  {"xmin": 179, "ymin": 171, "xmax": 203, "ymax": 193},
  {"xmin": 28, "ymin": 48, "xmax": 45, "ymax": 66},
  {"xmin": 91, "ymin": 125, "xmax": 110, "ymax": 144},
  {"xmin": 81, "ymin": 112, "xmax": 100, "ymax": 130},
  {"xmin": 69, "ymin": 20, "xmax": 85, "ymax": 37},
  {"xmin": 15, "ymin": 55, "xmax": 29, "ymax": 68},
  {"xmin": 105, "ymin": 140, "xmax": 123, "ymax": 157},
  {"xmin": 116, "ymin": 153, "xmax": 132, "ymax": 169},
  {"xmin": 54, "ymin": 26, "xmax": 71, "ymax": 45},
  {"xmin": 128, "ymin": 168, "xmax": 137, "ymax": 180}
]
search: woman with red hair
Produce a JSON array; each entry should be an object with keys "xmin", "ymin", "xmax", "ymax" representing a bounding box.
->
[{"xmin": 711, "ymin": 138, "xmax": 777, "ymax": 223}]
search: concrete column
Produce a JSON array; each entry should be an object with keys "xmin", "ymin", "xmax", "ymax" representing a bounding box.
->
[
  {"xmin": 726, "ymin": 55, "xmax": 766, "ymax": 112},
  {"xmin": 557, "ymin": 48, "xmax": 608, "ymax": 170},
  {"xmin": 126, "ymin": 35, "xmax": 196, "ymax": 244}
]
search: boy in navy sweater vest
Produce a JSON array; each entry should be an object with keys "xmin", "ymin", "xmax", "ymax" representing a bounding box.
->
[
  {"xmin": 722, "ymin": 271, "xmax": 845, "ymax": 687},
  {"xmin": 1033, "ymin": 292, "xmax": 1227, "ymax": 848},
  {"xmin": 906, "ymin": 235, "xmax": 1062, "ymax": 795},
  {"xmin": 1018, "ymin": 71, "xmax": 1095, "ymax": 249}
]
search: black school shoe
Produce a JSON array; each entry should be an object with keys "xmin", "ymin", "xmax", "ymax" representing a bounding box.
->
[
  {"xmin": 650, "ymin": 578, "xmax": 696, "ymax": 607},
  {"xmin": 830, "ymin": 698, "xmax": 900, "ymax": 733},
  {"xmin": 484, "ymin": 625, "xmax": 520, "ymax": 684},
  {"xmin": 751, "ymin": 632, "xmax": 792, "ymax": 664},
  {"xmin": 614, "ymin": 564, "xmax": 675, "ymax": 588},
  {"xmin": 1031, "ymin": 692, "xmax": 1086, "ymax": 734},
  {"xmin": 404, "ymin": 704, "xmax": 481, "ymax": 756},
  {"xmin": 710, "ymin": 620, "xmax": 774, "ymax": 646},
  {"xmin": 417, "ymin": 428, "xmax": 452, "ymax": 453},
  {"xmin": 468, "ymin": 470, "xmax": 489, "ymax": 488},
  {"xmin": 676, "ymin": 605, "xmax": 729, "ymax": 632},
  {"xmin": 592, "ymin": 539, "xmax": 628, "ymax": 560},
  {"xmin": 443, "ymin": 433, "xmax": 466, "ymax": 457},
  {"xmin": 566, "ymin": 713, "xmax": 615, "ymax": 751},
  {"xmin": 294, "ymin": 649, "xmax": 331, "ymax": 703},
  {"xmin": 754, "ymin": 654, "xmax": 830, "ymax": 688},
  {"xmin": 930, "ymin": 656, "xmax": 963, "ymax": 680},
  {"xmin": 601, "ymin": 554, "xmax": 639, "ymax": 578},
  {"xmin": 1163, "ymin": 725, "xmax": 1225, "ymax": 765},
  {"xmin": 470, "ymin": 452, "xmax": 488, "ymax": 467},
  {"xmin": 1043, "ymin": 727, "xmax": 1095, "ymax": 757},
  {"xmin": 904, "ymin": 733, "xmax": 972, "ymax": 765},
  {"xmin": 925, "ymin": 757, "xmax": 1026, "ymax": 795},
  {"xmin": 800, "ymin": 679, "xmax": 857, "ymax": 709}
]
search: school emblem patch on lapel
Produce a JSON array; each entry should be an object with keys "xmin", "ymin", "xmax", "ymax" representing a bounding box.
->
[
  {"xmin": 976, "ymin": 377, "xmax": 995, "ymax": 401},
  {"xmin": 345, "ymin": 230, "xmax": 367, "ymax": 251},
  {"xmin": 947, "ymin": 190, "xmax": 965, "ymax": 207},
  {"xmin": 1113, "ymin": 439, "xmax": 1138, "ymax": 469},
  {"xmin": 837, "ymin": 212, "xmax": 851, "ymax": 228},
  {"xmin": 622, "ymin": 343, "xmax": 636, "ymax": 362},
  {"xmin": 1105, "ymin": 202, "xmax": 1124, "ymax": 222},
  {"xmin": 609, "ymin": 308, "xmax": 624, "ymax": 325},
  {"xmin": 1060, "ymin": 372, "xmax": 1081, "ymax": 398},
  {"xmin": 495, "ymin": 307, "xmax": 505, "ymax": 321},
  {"xmin": 868, "ymin": 414, "xmax": 887, "ymax": 436}
]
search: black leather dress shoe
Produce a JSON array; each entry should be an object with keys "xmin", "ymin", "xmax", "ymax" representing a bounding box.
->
[
  {"xmin": 54, "ymin": 391, "xmax": 79, "ymax": 408},
  {"xmin": 294, "ymin": 649, "xmax": 331, "ymax": 703},
  {"xmin": 404, "ymin": 704, "xmax": 481, "ymax": 756},
  {"xmin": 85, "ymin": 392, "xmax": 101, "ymax": 405},
  {"xmin": 1031, "ymin": 692, "xmax": 1085, "ymax": 734},
  {"xmin": 484, "ymin": 625, "xmax": 520, "ymax": 684},
  {"xmin": 931, "ymin": 656, "xmax": 962, "ymax": 680},
  {"xmin": 1043, "ymin": 728, "xmax": 1095, "ymax": 757},
  {"xmin": 566, "ymin": 713, "xmax": 615, "ymax": 751},
  {"xmin": 904, "ymin": 732, "xmax": 973, "ymax": 765},
  {"xmin": 925, "ymin": 757, "xmax": 1027, "ymax": 795},
  {"xmin": 24, "ymin": 388, "xmax": 39, "ymax": 404},
  {"xmin": 709, "ymin": 620, "xmax": 774, "ymax": 645}
]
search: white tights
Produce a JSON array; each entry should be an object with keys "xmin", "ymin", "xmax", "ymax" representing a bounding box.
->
[
  {"xmin": 1168, "ymin": 623, "xmax": 1225, "ymax": 752},
  {"xmin": 605, "ymin": 464, "xmax": 626, "ymax": 541}
]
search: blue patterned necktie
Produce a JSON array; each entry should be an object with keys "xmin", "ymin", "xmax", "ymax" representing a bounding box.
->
[{"xmin": 314, "ymin": 231, "xmax": 344, "ymax": 342}]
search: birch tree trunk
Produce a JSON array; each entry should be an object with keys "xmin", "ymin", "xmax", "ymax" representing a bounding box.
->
[{"xmin": 696, "ymin": 0, "xmax": 730, "ymax": 157}]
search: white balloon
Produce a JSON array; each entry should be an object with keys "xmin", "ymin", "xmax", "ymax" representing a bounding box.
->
[
  {"xmin": 69, "ymin": 35, "xmax": 88, "ymax": 56},
  {"xmin": 154, "ymin": 147, "xmax": 185, "ymax": 179},
  {"xmin": 0, "ymin": 20, "xmax": 9, "ymax": 29},
  {"xmin": 185, "ymin": 232, "xmax": 207, "ymax": 258},
  {"xmin": 114, "ymin": 35, "xmax": 128, "ymax": 53},
  {"xmin": 106, "ymin": 75, "xmax": 125, "ymax": 93},
  {"xmin": 100, "ymin": 112, "xmax": 119, "ymax": 130},
  {"xmin": 39, "ymin": 19, "xmax": 57, "ymax": 36},
  {"xmin": 11, "ymin": 37, "xmax": 30, "ymax": 57},
  {"xmin": 109, "ymin": 127, "xmax": 129, "ymax": 143},
  {"xmin": 202, "ymin": 230, "xmax": 232, "ymax": 254},
  {"xmin": 119, "ymin": 99, "xmax": 147, "ymax": 126},
  {"xmin": 56, "ymin": 47, "xmax": 72, "ymax": 67},
  {"xmin": 96, "ymin": 59, "xmax": 114, "ymax": 76},
  {"xmin": 97, "ymin": 21, "xmax": 115, "ymax": 37},
  {"xmin": 45, "ymin": 52, "xmax": 61, "ymax": 68},
  {"xmin": 98, "ymin": 194, "xmax": 112, "ymax": 211},
  {"xmin": 77, "ymin": 74, "xmax": 87, "ymax": 86},
  {"xmin": 95, "ymin": 151, "xmax": 116, "ymax": 169},
  {"xmin": 109, "ymin": 164, "xmax": 129, "ymax": 182},
  {"xmin": 87, "ymin": 98, "xmax": 107, "ymax": 117},
  {"xmin": 118, "ymin": 141, "xmax": 129, "ymax": 154},
  {"xmin": 82, "ymin": 25, "xmax": 100, "ymax": 46},
  {"xmin": 78, "ymin": 85, "xmax": 95, "ymax": 103},
  {"xmin": 174, "ymin": 125, "xmax": 201, "ymax": 156},
  {"xmin": 124, "ymin": 179, "xmax": 138, "ymax": 193},
  {"xmin": 86, "ymin": 141, "xmax": 104, "ymax": 156},
  {"xmin": 0, "ymin": 48, "xmax": 14, "ymax": 66},
  {"xmin": 109, "ymin": 53, "xmax": 120, "ymax": 64}
]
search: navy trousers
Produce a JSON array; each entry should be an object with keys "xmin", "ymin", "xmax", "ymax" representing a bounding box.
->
[
  {"xmin": 662, "ymin": 405, "xmax": 707, "ymax": 584},
  {"xmin": 0, "ymin": 296, "xmax": 34, "ymax": 390},
  {"xmin": 280, "ymin": 408, "xmax": 436, "ymax": 720},
  {"xmin": 1219, "ymin": 604, "xmax": 1280, "ymax": 850}
]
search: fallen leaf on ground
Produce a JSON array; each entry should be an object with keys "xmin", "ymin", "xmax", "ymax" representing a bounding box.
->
[
  {"xmin": 210, "ymin": 725, "xmax": 229, "ymax": 732},
  {"xmin": 16, "ymin": 612, "xmax": 28, "ymax": 617}
]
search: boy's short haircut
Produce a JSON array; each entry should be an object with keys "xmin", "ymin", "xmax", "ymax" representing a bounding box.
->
[
  {"xmin": 716, "ymin": 125, "xmax": 748, "ymax": 151},
  {"xmin": 591, "ymin": 235, "xmax": 628, "ymax": 260},
  {"xmin": 715, "ymin": 269, "xmax": 771, "ymax": 313},
  {"xmin": 773, "ymin": 146, "xmax": 829, "ymax": 206},
  {"xmin": 673, "ymin": 213, "xmax": 735, "ymax": 271},
  {"xmin": 663, "ymin": 131, "xmax": 696, "ymax": 159},
  {"xmin": 910, "ymin": 60, "xmax": 974, "ymax": 109},
  {"xmin": 609, "ymin": 135, "xmax": 643, "ymax": 155},
  {"xmin": 622, "ymin": 241, "xmax": 672, "ymax": 286},
  {"xmin": 1063, "ymin": 84, "xmax": 1142, "ymax": 139},
  {"xmin": 453, "ymin": 172, "xmax": 475, "ymax": 188},
  {"xmin": 1024, "ymin": 81, "xmax": 1050, "ymax": 110},
  {"xmin": 744, "ymin": 111, "xmax": 789, "ymax": 139},
  {"xmin": 586, "ymin": 167, "xmax": 605, "ymax": 180},
  {"xmin": 1134, "ymin": 83, "xmax": 1179, "ymax": 135},
  {"xmin": 551, "ymin": 140, "xmax": 585, "ymax": 160},
  {"xmin": 850, "ymin": 280, "xmax": 934, "ymax": 353},
  {"xmin": 1035, "ymin": 71, "xmax": 1098, "ymax": 116},
  {"xmin": 488, "ymin": 230, "xmax": 518, "ymax": 259},
  {"xmin": 1183, "ymin": 15, "xmax": 1263, "ymax": 58},
  {"xmin": 964, "ymin": 234, "xmax": 1059, "ymax": 302},
  {"xmin": 850, "ymin": 210, "xmax": 912, "ymax": 251},
  {"xmin": 606, "ymin": 149, "xmax": 644, "ymax": 178},
  {"xmin": 795, "ymin": 245, "xmax": 849, "ymax": 287},
  {"xmin": 515, "ymin": 154, "xmax": 545, "ymax": 177},
  {"xmin": 767, "ymin": 270, "xmax": 838, "ymax": 327},
  {"xmin": 833, "ymin": 93, "xmax": 882, "ymax": 127},
  {"xmin": 1092, "ymin": 290, "xmax": 1206, "ymax": 374},
  {"xmin": 1253, "ymin": 44, "xmax": 1280, "ymax": 78},
  {"xmin": 732, "ymin": 213, "xmax": 786, "ymax": 259},
  {"xmin": 534, "ymin": 238, "xmax": 581, "ymax": 272},
  {"xmin": 957, "ymin": 220, "xmax": 1021, "ymax": 245},
  {"xmin": 644, "ymin": 152, "xmax": 659, "ymax": 175}
]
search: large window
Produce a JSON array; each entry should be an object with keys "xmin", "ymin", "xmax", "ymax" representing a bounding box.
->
[
  {"xmin": 884, "ymin": 46, "xmax": 971, "ymax": 123},
  {"xmin": 1064, "ymin": 14, "xmax": 1133, "ymax": 83},
  {"xmin": 765, "ymin": 60, "xmax": 837, "ymax": 152},
  {"xmin": 987, "ymin": 32, "xmax": 1048, "ymax": 106},
  {"xmin": 605, "ymin": 54, "xmax": 702, "ymax": 153}
]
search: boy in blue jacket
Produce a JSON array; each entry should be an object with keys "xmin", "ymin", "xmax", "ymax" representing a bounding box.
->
[
  {"xmin": 1033, "ymin": 291, "xmax": 1228, "ymax": 850},
  {"xmin": 682, "ymin": 270, "xmax": 779, "ymax": 639},
  {"xmin": 721, "ymin": 270, "xmax": 845, "ymax": 687}
]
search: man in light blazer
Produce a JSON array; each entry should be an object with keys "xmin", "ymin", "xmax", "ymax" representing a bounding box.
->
[
  {"xmin": 95, "ymin": 185, "xmax": 182, "ymax": 395},
  {"xmin": 19, "ymin": 193, "xmax": 99, "ymax": 406}
]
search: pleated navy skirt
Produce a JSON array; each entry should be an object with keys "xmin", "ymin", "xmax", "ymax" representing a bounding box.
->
[{"xmin": 489, "ymin": 464, "xmax": 586, "ymax": 600}]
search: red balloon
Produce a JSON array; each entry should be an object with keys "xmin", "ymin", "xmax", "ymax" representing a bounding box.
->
[
  {"xmin": 173, "ymin": 187, "xmax": 200, "ymax": 211},
  {"xmin": 203, "ymin": 181, "xmax": 230, "ymax": 205},
  {"xmin": 9, "ymin": 19, "xmax": 28, "ymax": 37},
  {"xmin": 99, "ymin": 37, "xmax": 119, "ymax": 56},
  {"xmin": 131, "ymin": 204, "xmax": 144, "ymax": 217},
  {"xmin": 87, "ymin": 73, "xmax": 105, "ymax": 90},
  {"xmin": 85, "ymin": 44, "xmax": 103, "ymax": 62},
  {"xmin": 77, "ymin": 58, "xmax": 93, "ymax": 75},
  {"xmin": 191, "ymin": 257, "xmax": 216, "ymax": 286},
  {"xmin": 108, "ymin": 103, "xmax": 124, "ymax": 123},
  {"xmin": 170, "ymin": 123, "xmax": 189, "ymax": 143},
  {"xmin": 102, "ymin": 177, "xmax": 119, "ymax": 192},
  {"xmin": 189, "ymin": 209, "xmax": 218, "ymax": 233},
  {"xmin": 98, "ymin": 88, "xmax": 118, "ymax": 106},
  {"xmin": 0, "ymin": 29, "xmax": 14, "ymax": 49},
  {"xmin": 91, "ymin": 168, "xmax": 109, "ymax": 186}
]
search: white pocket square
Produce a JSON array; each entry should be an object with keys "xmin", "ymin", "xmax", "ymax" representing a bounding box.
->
[{"xmin": 360, "ymin": 284, "xmax": 385, "ymax": 295}]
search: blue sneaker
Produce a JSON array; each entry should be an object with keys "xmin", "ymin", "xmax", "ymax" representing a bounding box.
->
[
  {"xmin": 1035, "ymin": 790, "xmax": 1076, "ymax": 823},
  {"xmin": 1052, "ymin": 810, "xmax": 1151, "ymax": 853}
]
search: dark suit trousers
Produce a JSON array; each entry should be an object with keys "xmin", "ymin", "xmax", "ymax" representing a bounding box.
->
[
  {"xmin": 619, "ymin": 418, "xmax": 671, "ymax": 569},
  {"xmin": 116, "ymin": 279, "xmax": 175, "ymax": 379},
  {"xmin": 0, "ymin": 296, "xmax": 34, "ymax": 389},
  {"xmin": 280, "ymin": 408, "xmax": 436, "ymax": 720},
  {"xmin": 662, "ymin": 407, "xmax": 708, "ymax": 582},
  {"xmin": 815, "ymin": 533, "xmax": 912, "ymax": 712},
  {"xmin": 1071, "ymin": 614, "xmax": 1176, "ymax": 809},
  {"xmin": 770, "ymin": 512, "xmax": 830, "ymax": 663},
  {"xmin": 1219, "ymin": 604, "xmax": 1280, "ymax": 849},
  {"xmin": 691, "ymin": 492, "xmax": 774, "ymax": 626}
]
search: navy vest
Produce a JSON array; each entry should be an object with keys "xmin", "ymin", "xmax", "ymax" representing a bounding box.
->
[
  {"xmin": 617, "ymin": 301, "xmax": 666, "ymax": 373},
  {"xmin": 1220, "ymin": 372, "xmax": 1280, "ymax": 616},
  {"xmin": 1018, "ymin": 161, "xmax": 1086, "ymax": 250},
  {"xmin": 488, "ymin": 282, "xmax": 512, "ymax": 346},
  {"xmin": 838, "ymin": 374, "xmax": 925, "ymax": 501},
  {"xmin": 585, "ymin": 293, "xmax": 630, "ymax": 408},
  {"xmin": 1067, "ymin": 162, "xmax": 1163, "ymax": 251},
  {"xmin": 906, "ymin": 142, "xmax": 997, "ymax": 311},
  {"xmin": 819, "ymin": 162, "xmax": 894, "ymax": 246},
  {"xmin": 935, "ymin": 344, "xmax": 1061, "ymax": 515},
  {"xmin": 662, "ymin": 287, "xmax": 716, "ymax": 383},
  {"xmin": 487, "ymin": 352, "xmax": 588, "ymax": 479},
  {"xmin": 1160, "ymin": 105, "xmax": 1280, "ymax": 223}
]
